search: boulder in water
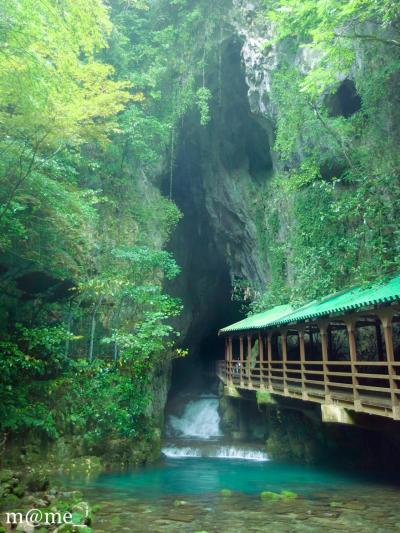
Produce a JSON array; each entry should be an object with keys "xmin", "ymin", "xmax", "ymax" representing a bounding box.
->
[{"xmin": 260, "ymin": 491, "xmax": 281, "ymax": 501}]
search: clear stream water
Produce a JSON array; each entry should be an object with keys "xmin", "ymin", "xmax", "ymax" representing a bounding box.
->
[
  {"xmin": 57, "ymin": 397, "xmax": 400, "ymax": 532},
  {"xmin": 64, "ymin": 457, "xmax": 371, "ymax": 500}
]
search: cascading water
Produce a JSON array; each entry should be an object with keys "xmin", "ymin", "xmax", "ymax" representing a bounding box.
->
[
  {"xmin": 168, "ymin": 397, "xmax": 222, "ymax": 439},
  {"xmin": 163, "ymin": 395, "xmax": 269, "ymax": 462}
]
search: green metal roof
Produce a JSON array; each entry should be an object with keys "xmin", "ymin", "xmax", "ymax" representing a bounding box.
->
[
  {"xmin": 273, "ymin": 274, "xmax": 400, "ymax": 326},
  {"xmin": 219, "ymin": 304, "xmax": 293, "ymax": 334},
  {"xmin": 219, "ymin": 274, "xmax": 400, "ymax": 334}
]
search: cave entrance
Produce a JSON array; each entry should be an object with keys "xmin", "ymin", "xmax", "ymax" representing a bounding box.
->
[
  {"xmin": 327, "ymin": 79, "xmax": 361, "ymax": 118},
  {"xmin": 164, "ymin": 36, "xmax": 267, "ymax": 404}
]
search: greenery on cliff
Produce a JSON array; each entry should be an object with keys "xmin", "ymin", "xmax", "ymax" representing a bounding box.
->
[
  {"xmin": 0, "ymin": 0, "xmax": 225, "ymax": 460},
  {"xmin": 251, "ymin": 0, "xmax": 400, "ymax": 309}
]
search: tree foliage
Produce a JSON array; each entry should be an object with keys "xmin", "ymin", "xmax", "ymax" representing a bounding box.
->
[{"xmin": 0, "ymin": 0, "xmax": 225, "ymax": 447}]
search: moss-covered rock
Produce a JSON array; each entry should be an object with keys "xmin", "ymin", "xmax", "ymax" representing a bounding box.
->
[
  {"xmin": 281, "ymin": 490, "xmax": 298, "ymax": 499},
  {"xmin": 265, "ymin": 406, "xmax": 324, "ymax": 464},
  {"xmin": 71, "ymin": 501, "xmax": 91, "ymax": 525},
  {"xmin": 260, "ymin": 491, "xmax": 281, "ymax": 501},
  {"xmin": 256, "ymin": 391, "xmax": 276, "ymax": 405}
]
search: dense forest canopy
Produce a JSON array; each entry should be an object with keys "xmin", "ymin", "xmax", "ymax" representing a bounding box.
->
[
  {"xmin": 0, "ymin": 0, "xmax": 223, "ymax": 449},
  {"xmin": 0, "ymin": 0, "xmax": 399, "ymax": 456}
]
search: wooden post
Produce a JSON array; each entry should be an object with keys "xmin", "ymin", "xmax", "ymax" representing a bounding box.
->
[
  {"xmin": 239, "ymin": 336, "xmax": 244, "ymax": 387},
  {"xmin": 228, "ymin": 336, "xmax": 233, "ymax": 385},
  {"xmin": 298, "ymin": 327, "xmax": 308, "ymax": 400},
  {"xmin": 378, "ymin": 311, "xmax": 400, "ymax": 420},
  {"xmin": 258, "ymin": 332, "xmax": 264, "ymax": 389},
  {"xmin": 318, "ymin": 322, "xmax": 331, "ymax": 400},
  {"xmin": 375, "ymin": 319, "xmax": 384, "ymax": 361},
  {"xmin": 281, "ymin": 330, "xmax": 288, "ymax": 395},
  {"xmin": 247, "ymin": 334, "xmax": 253, "ymax": 388},
  {"xmin": 267, "ymin": 333, "xmax": 272, "ymax": 391},
  {"xmin": 345, "ymin": 319, "xmax": 361, "ymax": 411},
  {"xmin": 224, "ymin": 337, "xmax": 228, "ymax": 382},
  {"xmin": 228, "ymin": 337, "xmax": 232, "ymax": 385}
]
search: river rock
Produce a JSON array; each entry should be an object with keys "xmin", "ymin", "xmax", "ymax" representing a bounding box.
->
[
  {"xmin": 16, "ymin": 522, "xmax": 35, "ymax": 533},
  {"xmin": 342, "ymin": 501, "xmax": 367, "ymax": 511},
  {"xmin": 58, "ymin": 490, "xmax": 83, "ymax": 500}
]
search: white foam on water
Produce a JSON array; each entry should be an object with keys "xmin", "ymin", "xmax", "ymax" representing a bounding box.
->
[
  {"xmin": 214, "ymin": 446, "xmax": 269, "ymax": 462},
  {"xmin": 162, "ymin": 444, "xmax": 269, "ymax": 462},
  {"xmin": 162, "ymin": 446, "xmax": 202, "ymax": 458},
  {"xmin": 168, "ymin": 398, "xmax": 222, "ymax": 439}
]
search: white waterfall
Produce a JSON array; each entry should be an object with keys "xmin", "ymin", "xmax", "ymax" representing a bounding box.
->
[
  {"xmin": 163, "ymin": 396, "xmax": 269, "ymax": 462},
  {"xmin": 213, "ymin": 446, "xmax": 268, "ymax": 461},
  {"xmin": 162, "ymin": 444, "xmax": 269, "ymax": 461},
  {"xmin": 161, "ymin": 446, "xmax": 202, "ymax": 458},
  {"xmin": 168, "ymin": 397, "xmax": 222, "ymax": 439}
]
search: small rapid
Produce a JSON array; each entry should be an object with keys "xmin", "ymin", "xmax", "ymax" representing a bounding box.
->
[
  {"xmin": 163, "ymin": 395, "xmax": 269, "ymax": 462},
  {"xmin": 162, "ymin": 444, "xmax": 268, "ymax": 461},
  {"xmin": 167, "ymin": 397, "xmax": 222, "ymax": 439}
]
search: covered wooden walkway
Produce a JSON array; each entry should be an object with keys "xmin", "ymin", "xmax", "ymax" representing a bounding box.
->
[{"xmin": 217, "ymin": 276, "xmax": 400, "ymax": 421}]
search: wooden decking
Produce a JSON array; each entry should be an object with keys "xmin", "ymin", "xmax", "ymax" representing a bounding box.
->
[{"xmin": 217, "ymin": 359, "xmax": 400, "ymax": 420}]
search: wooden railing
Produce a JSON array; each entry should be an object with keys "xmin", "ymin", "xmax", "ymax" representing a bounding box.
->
[{"xmin": 217, "ymin": 359, "xmax": 400, "ymax": 420}]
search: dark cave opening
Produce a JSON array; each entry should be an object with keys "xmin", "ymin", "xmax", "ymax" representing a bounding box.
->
[
  {"xmin": 164, "ymin": 37, "xmax": 268, "ymax": 399},
  {"xmin": 327, "ymin": 79, "xmax": 362, "ymax": 118},
  {"xmin": 165, "ymin": 151, "xmax": 243, "ymax": 397}
]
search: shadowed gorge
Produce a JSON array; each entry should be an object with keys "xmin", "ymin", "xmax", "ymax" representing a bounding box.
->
[{"xmin": 165, "ymin": 38, "xmax": 268, "ymax": 394}]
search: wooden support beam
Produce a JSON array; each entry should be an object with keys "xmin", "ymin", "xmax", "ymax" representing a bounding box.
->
[
  {"xmin": 247, "ymin": 335, "xmax": 253, "ymax": 388},
  {"xmin": 318, "ymin": 321, "xmax": 331, "ymax": 400},
  {"xmin": 258, "ymin": 332, "xmax": 264, "ymax": 389},
  {"xmin": 281, "ymin": 331, "xmax": 288, "ymax": 395},
  {"xmin": 228, "ymin": 337, "xmax": 233, "ymax": 385},
  {"xmin": 224, "ymin": 337, "xmax": 228, "ymax": 382},
  {"xmin": 298, "ymin": 327, "xmax": 308, "ymax": 400},
  {"xmin": 239, "ymin": 336, "xmax": 244, "ymax": 387},
  {"xmin": 345, "ymin": 319, "xmax": 361, "ymax": 411},
  {"xmin": 267, "ymin": 333, "xmax": 272, "ymax": 391},
  {"xmin": 378, "ymin": 310, "xmax": 400, "ymax": 420}
]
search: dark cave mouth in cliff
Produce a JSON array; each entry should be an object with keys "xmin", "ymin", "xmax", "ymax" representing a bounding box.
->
[
  {"xmin": 166, "ymin": 37, "xmax": 265, "ymax": 397},
  {"xmin": 169, "ymin": 263, "xmax": 242, "ymax": 396},
  {"xmin": 327, "ymin": 79, "xmax": 362, "ymax": 118}
]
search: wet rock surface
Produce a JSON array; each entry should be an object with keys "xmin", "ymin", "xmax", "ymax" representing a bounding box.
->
[{"xmin": 87, "ymin": 487, "xmax": 400, "ymax": 532}]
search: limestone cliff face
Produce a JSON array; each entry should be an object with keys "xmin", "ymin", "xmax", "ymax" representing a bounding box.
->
[
  {"xmin": 231, "ymin": 0, "xmax": 323, "ymax": 171},
  {"xmin": 232, "ymin": 1, "xmax": 278, "ymax": 120}
]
